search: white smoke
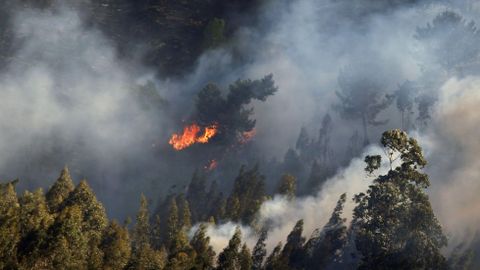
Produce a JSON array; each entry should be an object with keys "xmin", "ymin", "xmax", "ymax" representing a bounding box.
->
[
  {"xmin": 421, "ymin": 76, "xmax": 480, "ymax": 248},
  {"xmin": 203, "ymin": 145, "xmax": 391, "ymax": 253}
]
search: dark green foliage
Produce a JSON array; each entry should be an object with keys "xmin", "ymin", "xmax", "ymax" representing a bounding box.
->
[
  {"xmin": 101, "ymin": 220, "xmax": 131, "ymax": 270},
  {"xmin": 280, "ymin": 220, "xmax": 306, "ymax": 269},
  {"xmin": 226, "ymin": 165, "xmax": 267, "ymax": 224},
  {"xmin": 190, "ymin": 223, "xmax": 216, "ymax": 269},
  {"xmin": 46, "ymin": 166, "xmax": 74, "ymax": 213},
  {"xmin": 277, "ymin": 174, "xmax": 297, "ymax": 200},
  {"xmin": 252, "ymin": 230, "xmax": 268, "ymax": 270},
  {"xmin": 195, "ymin": 75, "xmax": 277, "ymax": 145},
  {"xmin": 353, "ymin": 129, "xmax": 448, "ymax": 269},
  {"xmin": 0, "ymin": 181, "xmax": 20, "ymax": 269},
  {"xmin": 304, "ymin": 194, "xmax": 348, "ymax": 270},
  {"xmin": 217, "ymin": 227, "xmax": 243, "ymax": 270},
  {"xmin": 239, "ymin": 243, "xmax": 253, "ymax": 270}
]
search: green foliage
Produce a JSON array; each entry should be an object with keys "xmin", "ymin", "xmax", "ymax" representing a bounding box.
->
[
  {"xmin": 195, "ymin": 75, "xmax": 277, "ymax": 145},
  {"xmin": 252, "ymin": 230, "xmax": 268, "ymax": 270},
  {"xmin": 353, "ymin": 129, "xmax": 448, "ymax": 269},
  {"xmin": 17, "ymin": 189, "xmax": 54, "ymax": 269},
  {"xmin": 304, "ymin": 193, "xmax": 348, "ymax": 269},
  {"xmin": 46, "ymin": 166, "xmax": 74, "ymax": 213},
  {"xmin": 281, "ymin": 220, "xmax": 306, "ymax": 269},
  {"xmin": 239, "ymin": 243, "xmax": 253, "ymax": 270},
  {"xmin": 226, "ymin": 165, "xmax": 267, "ymax": 224},
  {"xmin": 190, "ymin": 223, "xmax": 216, "ymax": 270},
  {"xmin": 101, "ymin": 220, "xmax": 131, "ymax": 270},
  {"xmin": 277, "ymin": 174, "xmax": 297, "ymax": 200},
  {"xmin": 0, "ymin": 181, "xmax": 20, "ymax": 269},
  {"xmin": 217, "ymin": 227, "xmax": 243, "ymax": 270}
]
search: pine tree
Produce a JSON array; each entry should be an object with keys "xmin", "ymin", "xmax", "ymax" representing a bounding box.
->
[
  {"xmin": 252, "ymin": 230, "xmax": 268, "ymax": 270},
  {"xmin": 265, "ymin": 242, "xmax": 288, "ymax": 270},
  {"xmin": 64, "ymin": 180, "xmax": 108, "ymax": 269},
  {"xmin": 281, "ymin": 219, "xmax": 306, "ymax": 269},
  {"xmin": 187, "ymin": 170, "xmax": 208, "ymax": 222},
  {"xmin": 0, "ymin": 181, "xmax": 20, "ymax": 269},
  {"xmin": 128, "ymin": 195, "xmax": 166, "ymax": 270},
  {"xmin": 47, "ymin": 205, "xmax": 89, "ymax": 270},
  {"xmin": 304, "ymin": 193, "xmax": 348, "ymax": 269},
  {"xmin": 217, "ymin": 227, "xmax": 242, "ymax": 270},
  {"xmin": 166, "ymin": 197, "xmax": 179, "ymax": 249},
  {"xmin": 239, "ymin": 243, "xmax": 253, "ymax": 270},
  {"xmin": 101, "ymin": 220, "xmax": 131, "ymax": 270},
  {"xmin": 353, "ymin": 129, "xmax": 448, "ymax": 269},
  {"xmin": 226, "ymin": 165, "xmax": 267, "ymax": 224},
  {"xmin": 178, "ymin": 195, "xmax": 192, "ymax": 229},
  {"xmin": 46, "ymin": 166, "xmax": 74, "ymax": 212},
  {"xmin": 191, "ymin": 223, "xmax": 215, "ymax": 270},
  {"xmin": 17, "ymin": 189, "xmax": 54, "ymax": 269},
  {"xmin": 133, "ymin": 194, "xmax": 150, "ymax": 249},
  {"xmin": 277, "ymin": 174, "xmax": 296, "ymax": 200}
]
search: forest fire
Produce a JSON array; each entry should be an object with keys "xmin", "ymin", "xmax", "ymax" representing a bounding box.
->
[{"xmin": 169, "ymin": 123, "xmax": 218, "ymax": 150}]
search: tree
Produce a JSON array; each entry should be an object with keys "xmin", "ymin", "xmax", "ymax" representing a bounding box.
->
[
  {"xmin": 296, "ymin": 127, "xmax": 311, "ymax": 158},
  {"xmin": 252, "ymin": 230, "xmax": 268, "ymax": 270},
  {"xmin": 277, "ymin": 174, "xmax": 297, "ymax": 200},
  {"xmin": 217, "ymin": 227, "xmax": 242, "ymax": 270},
  {"xmin": 17, "ymin": 189, "xmax": 54, "ymax": 269},
  {"xmin": 0, "ymin": 181, "xmax": 20, "ymax": 269},
  {"xmin": 187, "ymin": 170, "xmax": 208, "ymax": 222},
  {"xmin": 415, "ymin": 10, "xmax": 480, "ymax": 73},
  {"xmin": 179, "ymin": 195, "xmax": 192, "ymax": 230},
  {"xmin": 195, "ymin": 75, "xmax": 277, "ymax": 145},
  {"xmin": 281, "ymin": 219, "xmax": 306, "ymax": 269},
  {"xmin": 335, "ymin": 64, "xmax": 392, "ymax": 145},
  {"xmin": 190, "ymin": 223, "xmax": 215, "ymax": 270},
  {"xmin": 46, "ymin": 166, "xmax": 74, "ymax": 212},
  {"xmin": 101, "ymin": 220, "xmax": 131, "ymax": 270},
  {"xmin": 316, "ymin": 113, "xmax": 333, "ymax": 164},
  {"xmin": 353, "ymin": 129, "xmax": 448, "ymax": 269},
  {"xmin": 239, "ymin": 243, "xmax": 253, "ymax": 270},
  {"xmin": 133, "ymin": 194, "xmax": 150, "ymax": 250},
  {"xmin": 394, "ymin": 81, "xmax": 416, "ymax": 130},
  {"xmin": 63, "ymin": 180, "xmax": 108, "ymax": 269},
  {"xmin": 265, "ymin": 242, "xmax": 288, "ymax": 270},
  {"xmin": 304, "ymin": 193, "xmax": 348, "ymax": 269},
  {"xmin": 128, "ymin": 195, "xmax": 166, "ymax": 270},
  {"xmin": 166, "ymin": 197, "xmax": 179, "ymax": 249},
  {"xmin": 226, "ymin": 165, "xmax": 267, "ymax": 224},
  {"xmin": 47, "ymin": 205, "xmax": 89, "ymax": 269}
]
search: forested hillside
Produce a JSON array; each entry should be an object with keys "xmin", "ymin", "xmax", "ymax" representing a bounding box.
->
[{"xmin": 0, "ymin": 0, "xmax": 480, "ymax": 269}]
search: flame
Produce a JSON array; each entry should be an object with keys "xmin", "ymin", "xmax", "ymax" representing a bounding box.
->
[
  {"xmin": 205, "ymin": 159, "xmax": 218, "ymax": 171},
  {"xmin": 169, "ymin": 124, "xmax": 218, "ymax": 150},
  {"xmin": 239, "ymin": 128, "xmax": 256, "ymax": 144}
]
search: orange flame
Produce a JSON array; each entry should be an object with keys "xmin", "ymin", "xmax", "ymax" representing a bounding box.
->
[
  {"xmin": 169, "ymin": 124, "xmax": 218, "ymax": 150},
  {"xmin": 239, "ymin": 128, "xmax": 256, "ymax": 144}
]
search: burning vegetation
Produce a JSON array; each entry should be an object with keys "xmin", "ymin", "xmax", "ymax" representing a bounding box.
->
[{"xmin": 169, "ymin": 124, "xmax": 218, "ymax": 150}]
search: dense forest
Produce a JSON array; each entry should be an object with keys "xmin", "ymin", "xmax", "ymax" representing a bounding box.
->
[{"xmin": 1, "ymin": 0, "xmax": 480, "ymax": 269}]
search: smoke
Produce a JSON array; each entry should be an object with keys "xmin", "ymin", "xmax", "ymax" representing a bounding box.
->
[
  {"xmin": 203, "ymin": 145, "xmax": 388, "ymax": 253},
  {"xmin": 0, "ymin": 6, "xmax": 171, "ymax": 217},
  {"xmin": 1, "ymin": 1, "xmax": 480, "ymax": 258},
  {"xmin": 421, "ymin": 76, "xmax": 480, "ymax": 248}
]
